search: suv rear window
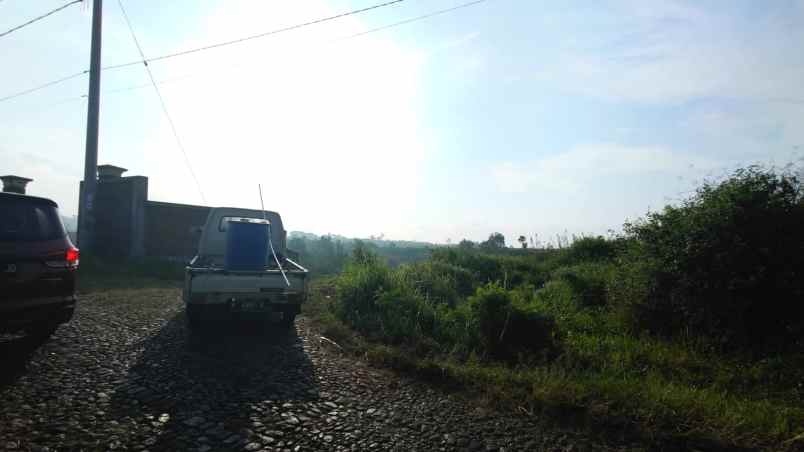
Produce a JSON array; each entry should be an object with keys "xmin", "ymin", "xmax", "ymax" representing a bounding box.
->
[{"xmin": 0, "ymin": 198, "xmax": 66, "ymax": 242}]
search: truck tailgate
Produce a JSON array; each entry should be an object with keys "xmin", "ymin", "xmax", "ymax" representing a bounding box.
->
[{"xmin": 188, "ymin": 270, "xmax": 306, "ymax": 294}]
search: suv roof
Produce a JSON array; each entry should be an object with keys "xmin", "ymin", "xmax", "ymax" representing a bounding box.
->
[{"xmin": 0, "ymin": 191, "xmax": 58, "ymax": 207}]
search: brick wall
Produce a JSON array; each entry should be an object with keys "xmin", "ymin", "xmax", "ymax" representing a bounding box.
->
[
  {"xmin": 144, "ymin": 201, "xmax": 210, "ymax": 260},
  {"xmin": 89, "ymin": 176, "xmax": 147, "ymax": 258},
  {"xmin": 86, "ymin": 173, "xmax": 211, "ymax": 261}
]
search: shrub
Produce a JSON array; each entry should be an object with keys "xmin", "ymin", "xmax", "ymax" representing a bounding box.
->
[
  {"xmin": 606, "ymin": 253, "xmax": 674, "ymax": 335},
  {"xmin": 397, "ymin": 260, "xmax": 474, "ymax": 306},
  {"xmin": 467, "ymin": 283, "xmax": 558, "ymax": 360},
  {"xmin": 616, "ymin": 166, "xmax": 804, "ymax": 349},
  {"xmin": 431, "ymin": 248, "xmax": 503, "ymax": 284},
  {"xmin": 551, "ymin": 262, "xmax": 614, "ymax": 307},
  {"xmin": 531, "ymin": 280, "xmax": 614, "ymax": 336},
  {"xmin": 334, "ymin": 249, "xmax": 393, "ymax": 333},
  {"xmin": 431, "ymin": 248, "xmax": 554, "ymax": 289},
  {"xmin": 564, "ymin": 236, "xmax": 618, "ymax": 264},
  {"xmin": 375, "ymin": 286, "xmax": 436, "ymax": 344}
]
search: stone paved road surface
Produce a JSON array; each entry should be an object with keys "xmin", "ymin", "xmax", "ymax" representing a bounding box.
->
[{"xmin": 0, "ymin": 288, "xmax": 630, "ymax": 452}]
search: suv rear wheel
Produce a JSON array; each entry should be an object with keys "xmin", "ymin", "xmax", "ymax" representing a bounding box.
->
[
  {"xmin": 25, "ymin": 323, "xmax": 58, "ymax": 339},
  {"xmin": 186, "ymin": 305, "xmax": 202, "ymax": 330}
]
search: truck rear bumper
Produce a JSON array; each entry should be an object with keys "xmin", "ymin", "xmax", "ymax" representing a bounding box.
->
[
  {"xmin": 185, "ymin": 290, "xmax": 304, "ymax": 305},
  {"xmin": 186, "ymin": 302, "xmax": 299, "ymax": 320}
]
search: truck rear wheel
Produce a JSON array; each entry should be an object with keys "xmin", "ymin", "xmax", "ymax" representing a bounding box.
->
[{"xmin": 279, "ymin": 312, "xmax": 296, "ymax": 329}]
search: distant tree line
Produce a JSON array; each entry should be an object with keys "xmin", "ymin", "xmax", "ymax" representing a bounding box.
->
[{"xmin": 287, "ymin": 233, "xmax": 433, "ymax": 275}]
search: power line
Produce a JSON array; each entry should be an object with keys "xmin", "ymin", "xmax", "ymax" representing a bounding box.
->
[
  {"xmin": 1, "ymin": 0, "xmax": 491, "ymax": 106},
  {"xmin": 0, "ymin": 0, "xmax": 82, "ymax": 38},
  {"xmin": 1, "ymin": 0, "xmax": 407, "ymax": 104},
  {"xmin": 117, "ymin": 0, "xmax": 207, "ymax": 204},
  {"xmin": 100, "ymin": 0, "xmax": 407, "ymax": 70},
  {"xmin": 341, "ymin": 0, "xmax": 488, "ymax": 40},
  {"xmin": 0, "ymin": 70, "xmax": 87, "ymax": 103},
  {"xmin": 92, "ymin": 0, "xmax": 493, "ymax": 101},
  {"xmin": 146, "ymin": 0, "xmax": 405, "ymax": 64}
]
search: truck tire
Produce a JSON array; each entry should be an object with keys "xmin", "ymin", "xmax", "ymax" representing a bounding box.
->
[
  {"xmin": 279, "ymin": 312, "xmax": 296, "ymax": 329},
  {"xmin": 186, "ymin": 305, "xmax": 202, "ymax": 330}
]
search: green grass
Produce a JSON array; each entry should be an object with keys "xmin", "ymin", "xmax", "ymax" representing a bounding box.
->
[{"xmin": 303, "ymin": 280, "xmax": 804, "ymax": 450}]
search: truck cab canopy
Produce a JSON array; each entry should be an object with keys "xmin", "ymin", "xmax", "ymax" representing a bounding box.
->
[{"xmin": 196, "ymin": 207, "xmax": 286, "ymax": 266}]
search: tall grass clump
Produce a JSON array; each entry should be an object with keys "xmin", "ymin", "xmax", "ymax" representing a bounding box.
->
[{"xmin": 334, "ymin": 244, "xmax": 395, "ymax": 334}]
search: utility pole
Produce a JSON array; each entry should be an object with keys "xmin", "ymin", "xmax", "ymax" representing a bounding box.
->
[{"xmin": 78, "ymin": 0, "xmax": 102, "ymax": 251}]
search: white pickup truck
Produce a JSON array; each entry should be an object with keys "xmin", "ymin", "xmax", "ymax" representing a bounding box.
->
[{"xmin": 182, "ymin": 207, "xmax": 308, "ymax": 330}]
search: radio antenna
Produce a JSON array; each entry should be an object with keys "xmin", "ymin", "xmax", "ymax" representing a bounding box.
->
[{"xmin": 259, "ymin": 184, "xmax": 289, "ymax": 286}]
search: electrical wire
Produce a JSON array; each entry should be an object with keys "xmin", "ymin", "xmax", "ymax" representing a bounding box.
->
[
  {"xmin": 1, "ymin": 0, "xmax": 490, "ymax": 106},
  {"xmin": 100, "ymin": 0, "xmax": 406, "ymax": 69},
  {"xmin": 146, "ymin": 0, "xmax": 406, "ymax": 64},
  {"xmin": 116, "ymin": 0, "xmax": 206, "ymax": 204},
  {"xmin": 87, "ymin": 0, "xmax": 493, "ymax": 101},
  {"xmin": 98, "ymin": 1, "xmax": 402, "ymax": 71},
  {"xmin": 0, "ymin": 70, "xmax": 86, "ymax": 103},
  {"xmin": 0, "ymin": 0, "xmax": 406, "ymax": 104},
  {"xmin": 340, "ymin": 0, "xmax": 488, "ymax": 40},
  {"xmin": 0, "ymin": 0, "xmax": 82, "ymax": 38}
]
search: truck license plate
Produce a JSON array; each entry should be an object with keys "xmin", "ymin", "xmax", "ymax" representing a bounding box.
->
[{"xmin": 239, "ymin": 300, "xmax": 266, "ymax": 312}]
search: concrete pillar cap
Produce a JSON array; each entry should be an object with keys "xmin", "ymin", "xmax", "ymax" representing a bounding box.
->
[{"xmin": 0, "ymin": 175, "xmax": 33, "ymax": 194}]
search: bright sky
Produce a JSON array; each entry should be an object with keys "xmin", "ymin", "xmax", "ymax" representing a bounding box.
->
[{"xmin": 1, "ymin": 0, "xmax": 802, "ymax": 244}]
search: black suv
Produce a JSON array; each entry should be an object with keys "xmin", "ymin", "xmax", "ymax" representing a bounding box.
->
[{"xmin": 0, "ymin": 192, "xmax": 78, "ymax": 337}]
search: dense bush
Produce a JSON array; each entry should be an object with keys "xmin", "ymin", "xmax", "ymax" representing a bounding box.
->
[
  {"xmin": 431, "ymin": 248, "xmax": 555, "ymax": 289},
  {"xmin": 466, "ymin": 283, "xmax": 558, "ymax": 360},
  {"xmin": 551, "ymin": 262, "xmax": 614, "ymax": 307},
  {"xmin": 375, "ymin": 286, "xmax": 436, "ymax": 343},
  {"xmin": 335, "ymin": 247, "xmax": 559, "ymax": 360},
  {"xmin": 334, "ymin": 249, "xmax": 393, "ymax": 333},
  {"xmin": 613, "ymin": 166, "xmax": 804, "ymax": 349},
  {"xmin": 318, "ymin": 164, "xmax": 804, "ymax": 449},
  {"xmin": 335, "ymin": 165, "xmax": 804, "ymax": 356},
  {"xmin": 397, "ymin": 260, "xmax": 474, "ymax": 306},
  {"xmin": 563, "ymin": 236, "xmax": 619, "ymax": 264},
  {"xmin": 431, "ymin": 248, "xmax": 504, "ymax": 284}
]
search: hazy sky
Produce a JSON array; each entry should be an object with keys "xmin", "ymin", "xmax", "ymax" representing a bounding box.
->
[{"xmin": 2, "ymin": 0, "xmax": 802, "ymax": 244}]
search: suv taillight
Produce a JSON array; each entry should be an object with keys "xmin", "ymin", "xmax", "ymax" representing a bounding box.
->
[
  {"xmin": 66, "ymin": 248, "xmax": 79, "ymax": 267},
  {"xmin": 46, "ymin": 247, "xmax": 80, "ymax": 269}
]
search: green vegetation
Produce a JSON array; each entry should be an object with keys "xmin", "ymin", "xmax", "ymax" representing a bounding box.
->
[
  {"xmin": 305, "ymin": 166, "xmax": 804, "ymax": 450},
  {"xmin": 77, "ymin": 254, "xmax": 184, "ymax": 292},
  {"xmin": 612, "ymin": 166, "xmax": 804, "ymax": 350}
]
